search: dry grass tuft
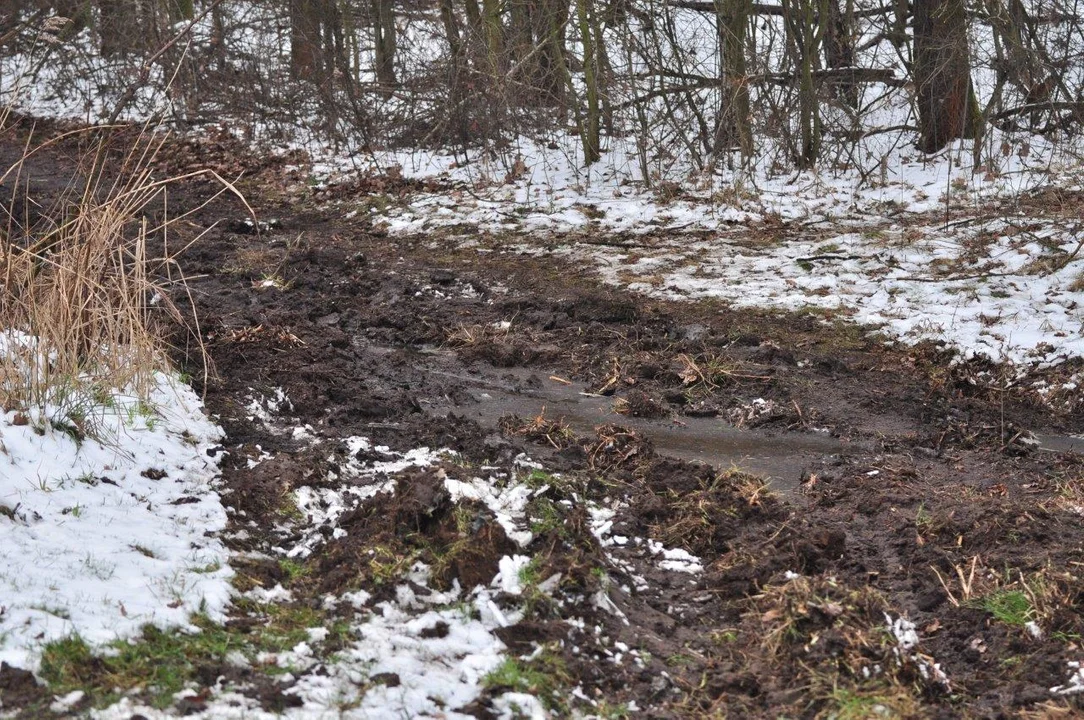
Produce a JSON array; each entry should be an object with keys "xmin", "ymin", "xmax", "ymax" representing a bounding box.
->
[
  {"xmin": 499, "ymin": 407, "xmax": 576, "ymax": 449},
  {"xmin": 0, "ymin": 125, "xmax": 246, "ymax": 440}
]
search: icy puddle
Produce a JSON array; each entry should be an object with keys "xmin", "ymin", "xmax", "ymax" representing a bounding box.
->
[
  {"xmin": 1035, "ymin": 433, "xmax": 1084, "ymax": 454},
  {"xmin": 424, "ymin": 363, "xmax": 855, "ymax": 493}
]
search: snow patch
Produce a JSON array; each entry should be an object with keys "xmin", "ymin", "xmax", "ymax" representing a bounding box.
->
[{"xmin": 0, "ymin": 373, "xmax": 231, "ymax": 670}]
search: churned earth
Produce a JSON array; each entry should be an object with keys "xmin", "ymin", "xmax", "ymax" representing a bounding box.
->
[{"xmin": 1, "ymin": 117, "xmax": 1083, "ymax": 718}]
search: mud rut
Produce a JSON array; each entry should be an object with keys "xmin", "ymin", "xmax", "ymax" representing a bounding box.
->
[{"xmin": 5, "ymin": 123, "xmax": 1084, "ymax": 718}]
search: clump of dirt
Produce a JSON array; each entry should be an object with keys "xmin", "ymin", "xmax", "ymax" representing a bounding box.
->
[
  {"xmin": 719, "ymin": 576, "xmax": 938, "ymax": 718},
  {"xmin": 614, "ymin": 389, "xmax": 669, "ymax": 418},
  {"xmin": 627, "ymin": 461, "xmax": 784, "ymax": 557},
  {"xmin": 307, "ymin": 466, "xmax": 516, "ymax": 595},
  {"xmin": 583, "ymin": 424, "xmax": 654, "ymax": 473},
  {"xmin": 499, "ymin": 410, "xmax": 577, "ymax": 449},
  {"xmin": 0, "ymin": 663, "xmax": 45, "ymax": 710}
]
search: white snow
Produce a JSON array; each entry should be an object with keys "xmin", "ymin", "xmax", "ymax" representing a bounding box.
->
[
  {"xmin": 1051, "ymin": 661, "xmax": 1084, "ymax": 696},
  {"xmin": 494, "ymin": 554, "xmax": 535, "ymax": 595},
  {"xmin": 573, "ymin": 215, "xmax": 1084, "ymax": 367},
  {"xmin": 282, "ymin": 438, "xmax": 447, "ymax": 559},
  {"xmin": 93, "ymin": 584, "xmax": 518, "ymax": 719},
  {"xmin": 885, "ymin": 613, "xmax": 951, "ymax": 690},
  {"xmin": 885, "ymin": 613, "xmax": 921, "ymax": 651},
  {"xmin": 0, "ymin": 371, "xmax": 231, "ymax": 670},
  {"xmin": 590, "ymin": 501, "xmax": 705, "ymax": 576},
  {"xmin": 49, "ymin": 690, "xmax": 85, "ymax": 713},
  {"xmin": 445, "ymin": 475, "xmax": 537, "ymax": 547},
  {"xmin": 87, "ymin": 442, "xmax": 564, "ymax": 720},
  {"xmin": 492, "ymin": 692, "xmax": 548, "ymax": 719}
]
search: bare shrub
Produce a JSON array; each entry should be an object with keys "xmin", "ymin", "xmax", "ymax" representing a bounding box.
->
[{"xmin": 0, "ymin": 126, "xmax": 234, "ymax": 440}]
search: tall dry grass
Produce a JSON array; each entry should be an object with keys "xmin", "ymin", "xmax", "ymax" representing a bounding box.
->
[{"xmin": 0, "ymin": 124, "xmax": 243, "ymax": 441}]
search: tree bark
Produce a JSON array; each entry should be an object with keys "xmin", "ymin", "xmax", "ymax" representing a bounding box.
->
[
  {"xmin": 913, "ymin": 0, "xmax": 979, "ymax": 152},
  {"xmin": 372, "ymin": 0, "xmax": 397, "ymax": 91},
  {"xmin": 576, "ymin": 0, "xmax": 600, "ymax": 163},
  {"xmin": 290, "ymin": 0, "xmax": 322, "ymax": 80},
  {"xmin": 713, "ymin": 0, "xmax": 752, "ymax": 162},
  {"xmin": 782, "ymin": 0, "xmax": 822, "ymax": 167},
  {"xmin": 98, "ymin": 0, "xmax": 131, "ymax": 57},
  {"xmin": 823, "ymin": 0, "xmax": 856, "ymax": 106}
]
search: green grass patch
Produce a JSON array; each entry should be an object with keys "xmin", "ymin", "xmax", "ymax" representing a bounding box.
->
[
  {"xmin": 278, "ymin": 557, "xmax": 310, "ymax": 584},
  {"xmin": 979, "ymin": 589, "xmax": 1035, "ymax": 627},
  {"xmin": 40, "ymin": 617, "xmax": 238, "ymax": 709},
  {"xmin": 484, "ymin": 646, "xmax": 570, "ymax": 713},
  {"xmin": 39, "ymin": 603, "xmax": 352, "ymax": 710},
  {"xmin": 523, "ymin": 469, "xmax": 559, "ymax": 489},
  {"xmin": 276, "ymin": 492, "xmax": 305, "ymax": 522},
  {"xmin": 526, "ymin": 497, "xmax": 566, "ymax": 537},
  {"xmin": 827, "ymin": 686, "xmax": 918, "ymax": 719}
]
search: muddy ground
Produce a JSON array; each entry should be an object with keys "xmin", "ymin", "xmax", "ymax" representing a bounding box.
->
[{"xmin": 3, "ymin": 118, "xmax": 1084, "ymax": 718}]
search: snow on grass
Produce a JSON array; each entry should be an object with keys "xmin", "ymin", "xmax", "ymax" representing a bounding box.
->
[
  {"xmin": 91, "ymin": 440, "xmax": 720, "ymax": 719},
  {"xmin": 338, "ymin": 129, "xmax": 1083, "ymax": 234},
  {"xmin": 92, "ymin": 578, "xmax": 525, "ymax": 720},
  {"xmin": 0, "ymin": 372, "xmax": 231, "ymax": 670},
  {"xmin": 90, "ymin": 441, "xmax": 552, "ymax": 719},
  {"xmin": 1051, "ymin": 661, "xmax": 1084, "ymax": 697},
  {"xmin": 282, "ymin": 437, "xmax": 447, "ymax": 559},
  {"xmin": 445, "ymin": 474, "xmax": 537, "ymax": 548},
  {"xmin": 566, "ymin": 213, "xmax": 1084, "ymax": 366},
  {"xmin": 312, "ymin": 587, "xmax": 514, "ymax": 718}
]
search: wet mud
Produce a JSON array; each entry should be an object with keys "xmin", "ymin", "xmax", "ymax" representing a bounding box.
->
[{"xmin": 4, "ymin": 117, "xmax": 1084, "ymax": 718}]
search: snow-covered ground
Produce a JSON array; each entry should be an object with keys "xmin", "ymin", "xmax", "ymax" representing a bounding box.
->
[
  {"xmin": 338, "ymin": 131, "xmax": 1082, "ymax": 236},
  {"xmin": 341, "ymin": 133, "xmax": 1084, "ymax": 368},
  {"xmin": 73, "ymin": 412, "xmax": 706, "ymax": 719},
  {"xmin": 4, "ymin": 0, "xmax": 1083, "ymax": 371},
  {"xmin": 0, "ymin": 370, "xmax": 232, "ymax": 670},
  {"xmin": 570, "ymin": 211, "xmax": 1084, "ymax": 368},
  {"xmin": 87, "ymin": 437, "xmax": 555, "ymax": 719}
]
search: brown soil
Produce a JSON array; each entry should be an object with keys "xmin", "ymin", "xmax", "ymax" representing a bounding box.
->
[{"xmin": 4, "ymin": 115, "xmax": 1084, "ymax": 718}]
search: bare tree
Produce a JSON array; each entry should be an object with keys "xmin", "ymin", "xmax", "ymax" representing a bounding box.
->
[
  {"xmin": 372, "ymin": 0, "xmax": 397, "ymax": 91},
  {"xmin": 714, "ymin": 0, "xmax": 752, "ymax": 163},
  {"xmin": 913, "ymin": 0, "xmax": 980, "ymax": 152}
]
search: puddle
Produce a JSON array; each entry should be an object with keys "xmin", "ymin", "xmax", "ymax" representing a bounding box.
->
[
  {"xmin": 356, "ymin": 340, "xmax": 864, "ymax": 492},
  {"xmin": 1036, "ymin": 433, "xmax": 1084, "ymax": 454},
  {"xmin": 424, "ymin": 364, "xmax": 854, "ymax": 493}
]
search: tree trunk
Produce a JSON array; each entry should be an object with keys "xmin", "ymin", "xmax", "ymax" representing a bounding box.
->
[
  {"xmin": 591, "ymin": 3, "xmax": 614, "ymax": 134},
  {"xmin": 576, "ymin": 0, "xmax": 600, "ymax": 163},
  {"xmin": 507, "ymin": 0, "xmax": 533, "ymax": 82},
  {"xmin": 440, "ymin": 0, "xmax": 471, "ymax": 144},
  {"xmin": 440, "ymin": 0, "xmax": 463, "ymax": 62},
  {"xmin": 98, "ymin": 0, "xmax": 130, "ymax": 57},
  {"xmin": 713, "ymin": 0, "xmax": 752, "ymax": 163},
  {"xmin": 913, "ymin": 0, "xmax": 979, "ymax": 152},
  {"xmin": 783, "ymin": 0, "xmax": 822, "ymax": 168},
  {"xmin": 210, "ymin": 2, "xmax": 227, "ymax": 71},
  {"xmin": 290, "ymin": 0, "xmax": 322, "ymax": 80},
  {"xmin": 535, "ymin": 0, "xmax": 568, "ymax": 108},
  {"xmin": 372, "ymin": 0, "xmax": 397, "ymax": 91},
  {"xmin": 480, "ymin": 0, "xmax": 503, "ymax": 74},
  {"xmin": 823, "ymin": 0, "xmax": 856, "ymax": 107}
]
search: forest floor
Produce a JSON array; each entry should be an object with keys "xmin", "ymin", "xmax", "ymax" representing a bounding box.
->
[{"xmin": 2, "ymin": 117, "xmax": 1083, "ymax": 719}]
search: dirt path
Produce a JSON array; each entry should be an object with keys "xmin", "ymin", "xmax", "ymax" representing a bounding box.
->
[{"xmin": 3, "ymin": 119, "xmax": 1084, "ymax": 718}]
